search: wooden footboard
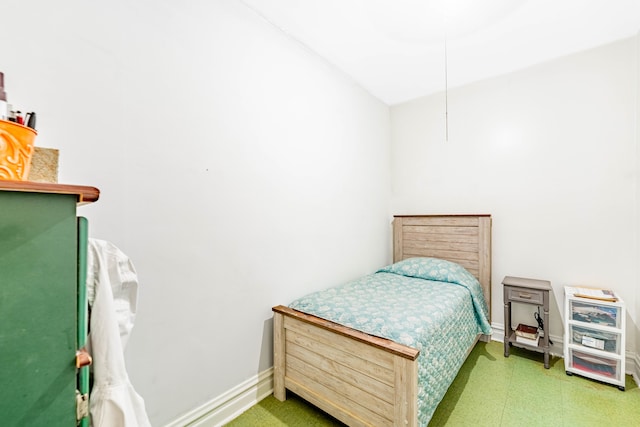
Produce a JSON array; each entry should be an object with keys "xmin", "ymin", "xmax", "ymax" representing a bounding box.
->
[{"xmin": 273, "ymin": 305, "xmax": 419, "ymax": 427}]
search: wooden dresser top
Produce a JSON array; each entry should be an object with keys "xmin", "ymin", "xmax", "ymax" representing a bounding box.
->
[{"xmin": 0, "ymin": 181, "xmax": 100, "ymax": 204}]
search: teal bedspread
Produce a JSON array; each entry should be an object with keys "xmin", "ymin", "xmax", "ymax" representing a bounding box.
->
[{"xmin": 288, "ymin": 257, "xmax": 492, "ymax": 425}]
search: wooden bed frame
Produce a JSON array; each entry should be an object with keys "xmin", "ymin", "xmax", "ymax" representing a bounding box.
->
[{"xmin": 272, "ymin": 215, "xmax": 492, "ymax": 426}]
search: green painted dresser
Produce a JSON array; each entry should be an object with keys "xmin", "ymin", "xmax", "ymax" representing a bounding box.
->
[{"xmin": 0, "ymin": 181, "xmax": 99, "ymax": 426}]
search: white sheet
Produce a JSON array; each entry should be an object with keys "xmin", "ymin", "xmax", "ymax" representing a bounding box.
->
[{"xmin": 86, "ymin": 239, "xmax": 151, "ymax": 427}]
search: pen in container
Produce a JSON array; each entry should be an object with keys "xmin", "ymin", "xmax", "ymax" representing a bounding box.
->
[
  {"xmin": 7, "ymin": 105, "xmax": 16, "ymax": 122},
  {"xmin": 25, "ymin": 112, "xmax": 36, "ymax": 130},
  {"xmin": 0, "ymin": 72, "xmax": 6, "ymax": 120}
]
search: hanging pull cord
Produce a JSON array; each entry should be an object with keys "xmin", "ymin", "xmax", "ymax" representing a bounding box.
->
[{"xmin": 444, "ymin": 35, "xmax": 448, "ymax": 142}]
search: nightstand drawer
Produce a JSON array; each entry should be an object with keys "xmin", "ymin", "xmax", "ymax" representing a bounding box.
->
[
  {"xmin": 570, "ymin": 324, "xmax": 621, "ymax": 354},
  {"xmin": 507, "ymin": 287, "xmax": 544, "ymax": 304}
]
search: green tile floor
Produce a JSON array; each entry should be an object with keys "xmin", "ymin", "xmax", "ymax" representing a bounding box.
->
[{"xmin": 225, "ymin": 341, "xmax": 640, "ymax": 426}]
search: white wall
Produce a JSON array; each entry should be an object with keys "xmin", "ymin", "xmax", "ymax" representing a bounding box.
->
[
  {"xmin": 2, "ymin": 0, "xmax": 391, "ymax": 424},
  {"xmin": 636, "ymin": 31, "xmax": 640, "ymax": 377},
  {"xmin": 391, "ymin": 37, "xmax": 638, "ymax": 354}
]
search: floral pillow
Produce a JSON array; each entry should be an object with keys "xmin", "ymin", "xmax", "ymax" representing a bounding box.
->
[{"xmin": 377, "ymin": 257, "xmax": 477, "ymax": 285}]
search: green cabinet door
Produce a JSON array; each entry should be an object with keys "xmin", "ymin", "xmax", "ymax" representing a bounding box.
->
[{"xmin": 0, "ymin": 191, "xmax": 80, "ymax": 426}]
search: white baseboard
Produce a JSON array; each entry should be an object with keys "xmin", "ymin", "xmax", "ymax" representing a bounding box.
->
[{"xmin": 164, "ymin": 368, "xmax": 273, "ymax": 427}]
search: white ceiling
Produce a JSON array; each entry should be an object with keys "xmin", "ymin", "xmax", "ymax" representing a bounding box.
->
[{"xmin": 240, "ymin": 0, "xmax": 640, "ymax": 105}]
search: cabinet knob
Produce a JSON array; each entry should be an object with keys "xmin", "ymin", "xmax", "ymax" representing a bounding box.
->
[{"xmin": 76, "ymin": 348, "xmax": 92, "ymax": 368}]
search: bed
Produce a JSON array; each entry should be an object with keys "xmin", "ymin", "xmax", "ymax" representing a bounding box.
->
[{"xmin": 272, "ymin": 214, "xmax": 492, "ymax": 426}]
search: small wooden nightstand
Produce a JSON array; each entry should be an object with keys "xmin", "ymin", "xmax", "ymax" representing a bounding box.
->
[{"xmin": 502, "ymin": 276, "xmax": 552, "ymax": 368}]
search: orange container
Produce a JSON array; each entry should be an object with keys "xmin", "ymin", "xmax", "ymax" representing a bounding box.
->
[{"xmin": 0, "ymin": 119, "xmax": 37, "ymax": 180}]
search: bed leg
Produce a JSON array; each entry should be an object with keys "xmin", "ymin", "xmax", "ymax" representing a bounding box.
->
[
  {"xmin": 273, "ymin": 311, "xmax": 286, "ymax": 401},
  {"xmin": 394, "ymin": 356, "xmax": 418, "ymax": 427}
]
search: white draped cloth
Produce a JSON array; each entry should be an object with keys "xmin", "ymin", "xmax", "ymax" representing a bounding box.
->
[{"xmin": 86, "ymin": 239, "xmax": 151, "ymax": 427}]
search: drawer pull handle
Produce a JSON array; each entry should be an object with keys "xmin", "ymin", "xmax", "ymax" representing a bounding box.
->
[
  {"xmin": 76, "ymin": 347, "xmax": 92, "ymax": 368},
  {"xmin": 518, "ymin": 293, "xmax": 532, "ymax": 299}
]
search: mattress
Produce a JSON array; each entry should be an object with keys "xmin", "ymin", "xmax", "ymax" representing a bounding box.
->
[{"xmin": 288, "ymin": 257, "xmax": 492, "ymax": 425}]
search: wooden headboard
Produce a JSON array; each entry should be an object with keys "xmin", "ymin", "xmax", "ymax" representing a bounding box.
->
[{"xmin": 393, "ymin": 215, "xmax": 492, "ymax": 319}]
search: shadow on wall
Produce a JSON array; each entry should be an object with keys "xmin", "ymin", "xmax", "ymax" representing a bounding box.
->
[
  {"xmin": 626, "ymin": 312, "xmax": 639, "ymax": 383},
  {"xmin": 259, "ymin": 317, "xmax": 274, "ymax": 373}
]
